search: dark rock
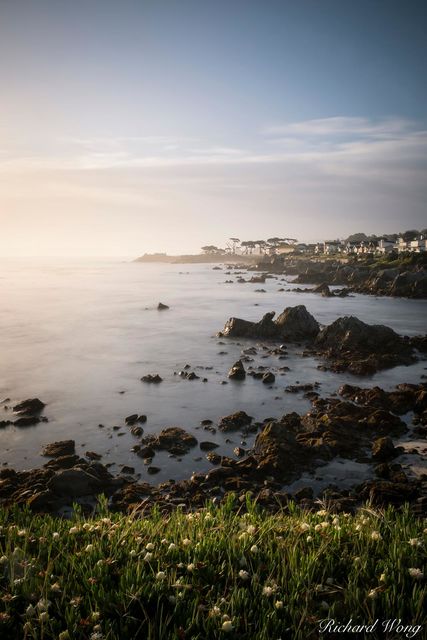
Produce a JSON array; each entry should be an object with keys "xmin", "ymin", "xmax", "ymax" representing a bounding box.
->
[
  {"xmin": 125, "ymin": 414, "xmax": 138, "ymax": 425},
  {"xmin": 222, "ymin": 305, "xmax": 319, "ymax": 342},
  {"xmin": 121, "ymin": 466, "xmax": 135, "ymax": 474},
  {"xmin": 137, "ymin": 446, "xmax": 156, "ymax": 459},
  {"xmin": 371, "ymin": 437, "xmax": 397, "ymax": 462},
  {"xmin": 312, "ymin": 316, "xmax": 415, "ymax": 374},
  {"xmin": 43, "ymin": 455, "xmax": 82, "ymax": 470},
  {"xmin": 228, "ymin": 360, "xmax": 246, "ymax": 380},
  {"xmin": 147, "ymin": 466, "xmax": 161, "ymax": 475},
  {"xmin": 48, "ymin": 468, "xmax": 110, "ymax": 497},
  {"xmin": 218, "ymin": 411, "xmax": 253, "ymax": 432},
  {"xmin": 14, "ymin": 416, "xmax": 40, "ymax": 427},
  {"xmin": 157, "ymin": 302, "xmax": 169, "ymax": 310},
  {"xmin": 13, "ymin": 398, "xmax": 45, "ymax": 416},
  {"xmin": 312, "ymin": 282, "xmax": 333, "ymax": 297},
  {"xmin": 141, "ymin": 374, "xmax": 163, "ymax": 383},
  {"xmin": 356, "ymin": 479, "xmax": 419, "ymax": 507},
  {"xmin": 86, "ymin": 451, "xmax": 102, "ymax": 461},
  {"xmin": 262, "ymin": 371, "xmax": 275, "ymax": 384},
  {"xmin": 294, "ymin": 486, "xmax": 314, "ymax": 500},
  {"xmin": 141, "ymin": 427, "xmax": 197, "ymax": 456},
  {"xmin": 42, "ymin": 440, "xmax": 76, "ymax": 457},
  {"xmin": 199, "ymin": 441, "xmax": 219, "ymax": 451},
  {"xmin": 131, "ymin": 426, "xmax": 144, "ymax": 437}
]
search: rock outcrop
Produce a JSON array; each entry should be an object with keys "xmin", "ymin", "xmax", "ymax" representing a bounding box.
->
[
  {"xmin": 311, "ymin": 316, "xmax": 415, "ymax": 374},
  {"xmin": 221, "ymin": 305, "xmax": 319, "ymax": 341},
  {"xmin": 140, "ymin": 427, "xmax": 197, "ymax": 456}
]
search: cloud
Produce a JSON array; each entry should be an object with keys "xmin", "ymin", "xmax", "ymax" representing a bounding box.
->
[
  {"xmin": 262, "ymin": 116, "xmax": 414, "ymax": 138},
  {"xmin": 0, "ymin": 117, "xmax": 426, "ymax": 191}
]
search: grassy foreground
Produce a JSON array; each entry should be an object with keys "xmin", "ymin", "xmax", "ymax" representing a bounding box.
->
[{"xmin": 0, "ymin": 497, "xmax": 425, "ymax": 639}]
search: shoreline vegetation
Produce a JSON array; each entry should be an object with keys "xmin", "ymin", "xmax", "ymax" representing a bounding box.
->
[{"xmin": 0, "ymin": 500, "xmax": 425, "ymax": 639}]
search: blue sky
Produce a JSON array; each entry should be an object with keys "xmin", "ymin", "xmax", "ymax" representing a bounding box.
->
[{"xmin": 0, "ymin": 0, "xmax": 426, "ymax": 256}]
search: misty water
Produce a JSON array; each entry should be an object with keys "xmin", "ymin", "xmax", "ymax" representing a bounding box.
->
[{"xmin": 0, "ymin": 258, "xmax": 426, "ymax": 489}]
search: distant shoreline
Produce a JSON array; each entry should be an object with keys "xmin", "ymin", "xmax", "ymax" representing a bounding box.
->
[{"xmin": 134, "ymin": 253, "xmax": 258, "ymax": 264}]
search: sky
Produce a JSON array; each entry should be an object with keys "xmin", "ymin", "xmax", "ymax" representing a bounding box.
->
[{"xmin": 0, "ymin": 0, "xmax": 426, "ymax": 257}]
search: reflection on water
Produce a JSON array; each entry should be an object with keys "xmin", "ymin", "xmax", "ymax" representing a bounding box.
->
[{"xmin": 0, "ymin": 258, "xmax": 426, "ymax": 482}]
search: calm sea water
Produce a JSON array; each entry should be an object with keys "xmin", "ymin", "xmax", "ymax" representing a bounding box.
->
[{"xmin": 0, "ymin": 258, "xmax": 426, "ymax": 486}]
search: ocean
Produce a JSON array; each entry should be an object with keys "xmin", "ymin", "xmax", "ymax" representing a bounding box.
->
[{"xmin": 0, "ymin": 258, "xmax": 426, "ymax": 487}]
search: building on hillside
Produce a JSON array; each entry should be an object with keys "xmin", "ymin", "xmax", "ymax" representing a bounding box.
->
[{"xmin": 377, "ymin": 238, "xmax": 396, "ymax": 254}]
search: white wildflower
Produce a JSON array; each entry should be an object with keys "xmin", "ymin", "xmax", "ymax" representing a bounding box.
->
[
  {"xmin": 408, "ymin": 568, "xmax": 424, "ymax": 580},
  {"xmin": 238, "ymin": 570, "xmax": 250, "ymax": 581}
]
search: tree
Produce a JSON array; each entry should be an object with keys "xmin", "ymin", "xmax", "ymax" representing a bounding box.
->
[
  {"xmin": 241, "ymin": 240, "xmax": 256, "ymax": 254},
  {"xmin": 401, "ymin": 229, "xmax": 419, "ymax": 242},
  {"xmin": 201, "ymin": 245, "xmax": 221, "ymax": 254},
  {"xmin": 229, "ymin": 238, "xmax": 240, "ymax": 254}
]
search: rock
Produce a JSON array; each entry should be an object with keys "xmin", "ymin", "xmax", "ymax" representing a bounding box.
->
[
  {"xmin": 125, "ymin": 414, "xmax": 138, "ymax": 425},
  {"xmin": 262, "ymin": 371, "xmax": 275, "ymax": 384},
  {"xmin": 312, "ymin": 316, "xmax": 415, "ymax": 374},
  {"xmin": 14, "ymin": 416, "xmax": 41, "ymax": 427},
  {"xmin": 137, "ymin": 445, "xmax": 156, "ymax": 459},
  {"xmin": 44, "ymin": 455, "xmax": 82, "ymax": 470},
  {"xmin": 294, "ymin": 486, "xmax": 314, "ymax": 500},
  {"xmin": 221, "ymin": 305, "xmax": 319, "ymax": 342},
  {"xmin": 147, "ymin": 466, "xmax": 161, "ymax": 475},
  {"xmin": 86, "ymin": 451, "xmax": 102, "ymax": 461},
  {"xmin": 131, "ymin": 426, "xmax": 144, "ymax": 437},
  {"xmin": 47, "ymin": 468, "xmax": 108, "ymax": 497},
  {"xmin": 13, "ymin": 398, "xmax": 45, "ymax": 416},
  {"xmin": 339, "ymin": 383, "xmax": 427, "ymax": 414},
  {"xmin": 157, "ymin": 302, "xmax": 169, "ymax": 310},
  {"xmin": 141, "ymin": 374, "xmax": 163, "ymax": 383},
  {"xmin": 141, "ymin": 427, "xmax": 197, "ymax": 456},
  {"xmin": 228, "ymin": 360, "xmax": 246, "ymax": 380},
  {"xmin": 312, "ymin": 282, "xmax": 333, "ymax": 297},
  {"xmin": 218, "ymin": 411, "xmax": 253, "ymax": 432},
  {"xmin": 42, "ymin": 440, "xmax": 76, "ymax": 457},
  {"xmin": 27, "ymin": 490, "xmax": 59, "ymax": 512},
  {"xmin": 356, "ymin": 479, "xmax": 419, "ymax": 507},
  {"xmin": 274, "ymin": 306, "xmax": 320, "ymax": 340},
  {"xmin": 121, "ymin": 466, "xmax": 135, "ymax": 474},
  {"xmin": 372, "ymin": 437, "xmax": 397, "ymax": 462},
  {"xmin": 199, "ymin": 441, "xmax": 219, "ymax": 451}
]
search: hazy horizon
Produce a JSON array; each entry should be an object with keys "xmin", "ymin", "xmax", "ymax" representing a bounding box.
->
[{"xmin": 1, "ymin": 0, "xmax": 426, "ymax": 257}]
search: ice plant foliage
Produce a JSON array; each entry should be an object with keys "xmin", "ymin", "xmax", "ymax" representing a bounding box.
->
[{"xmin": 0, "ymin": 498, "xmax": 425, "ymax": 639}]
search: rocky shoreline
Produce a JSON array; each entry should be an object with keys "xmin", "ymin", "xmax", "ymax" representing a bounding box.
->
[
  {"xmin": 248, "ymin": 253, "xmax": 427, "ymax": 298},
  {"xmin": 1, "ymin": 304, "xmax": 426, "ymax": 519},
  {"xmin": 0, "ymin": 378, "xmax": 425, "ymax": 518}
]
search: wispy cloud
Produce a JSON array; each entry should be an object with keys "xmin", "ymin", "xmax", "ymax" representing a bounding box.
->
[
  {"xmin": 262, "ymin": 116, "xmax": 414, "ymax": 138},
  {"xmin": 1, "ymin": 117, "xmax": 426, "ymax": 187}
]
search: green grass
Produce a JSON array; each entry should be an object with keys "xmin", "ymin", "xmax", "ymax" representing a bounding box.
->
[{"xmin": 0, "ymin": 497, "xmax": 425, "ymax": 639}]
